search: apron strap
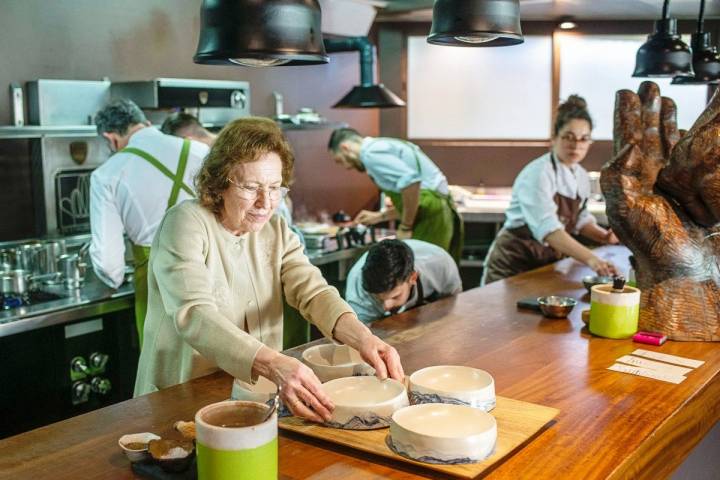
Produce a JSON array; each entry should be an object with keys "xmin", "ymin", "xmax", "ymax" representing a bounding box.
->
[
  {"xmin": 121, "ymin": 139, "xmax": 194, "ymax": 211},
  {"xmin": 166, "ymin": 139, "xmax": 192, "ymax": 210}
]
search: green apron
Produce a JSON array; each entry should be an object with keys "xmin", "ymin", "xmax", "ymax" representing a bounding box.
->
[
  {"xmin": 121, "ymin": 139, "xmax": 193, "ymax": 346},
  {"xmin": 382, "ymin": 144, "xmax": 464, "ymax": 263}
]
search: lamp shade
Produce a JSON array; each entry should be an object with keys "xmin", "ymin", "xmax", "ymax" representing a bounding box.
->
[
  {"xmin": 333, "ymin": 84, "xmax": 406, "ymax": 109},
  {"xmin": 633, "ymin": 18, "xmax": 693, "ymax": 77},
  {"xmin": 427, "ymin": 0, "xmax": 523, "ymax": 47},
  {"xmin": 193, "ymin": 0, "xmax": 328, "ymax": 67},
  {"xmin": 672, "ymin": 32, "xmax": 720, "ymax": 84}
]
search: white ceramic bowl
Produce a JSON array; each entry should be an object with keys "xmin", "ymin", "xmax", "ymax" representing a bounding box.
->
[
  {"xmin": 118, "ymin": 432, "xmax": 161, "ymax": 462},
  {"xmin": 409, "ymin": 365, "xmax": 496, "ymax": 411},
  {"xmin": 302, "ymin": 344, "xmax": 374, "ymax": 383},
  {"xmin": 390, "ymin": 404, "xmax": 497, "ymax": 464},
  {"xmin": 321, "ymin": 376, "xmax": 409, "ymax": 429}
]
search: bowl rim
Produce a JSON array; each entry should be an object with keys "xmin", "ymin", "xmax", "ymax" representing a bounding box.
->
[
  {"xmin": 391, "ymin": 403, "xmax": 497, "ymax": 440},
  {"xmin": 591, "ymin": 284, "xmax": 640, "ymax": 295},
  {"xmin": 409, "ymin": 365, "xmax": 494, "ymax": 394},
  {"xmin": 537, "ymin": 295, "xmax": 578, "ymax": 307},
  {"xmin": 321, "ymin": 376, "xmax": 407, "ymax": 408},
  {"xmin": 301, "ymin": 344, "xmax": 364, "ymax": 369},
  {"xmin": 195, "ymin": 400, "xmax": 276, "ymax": 433},
  {"xmin": 118, "ymin": 432, "xmax": 161, "ymax": 452}
]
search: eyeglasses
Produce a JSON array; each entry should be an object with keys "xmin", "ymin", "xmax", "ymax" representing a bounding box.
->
[
  {"xmin": 560, "ymin": 133, "xmax": 593, "ymax": 145},
  {"xmin": 227, "ymin": 178, "xmax": 289, "ymax": 201}
]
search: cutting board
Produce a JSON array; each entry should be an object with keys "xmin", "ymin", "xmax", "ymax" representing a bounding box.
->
[{"xmin": 279, "ymin": 396, "xmax": 559, "ymax": 479}]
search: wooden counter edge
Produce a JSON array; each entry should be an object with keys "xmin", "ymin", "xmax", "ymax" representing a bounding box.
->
[{"xmin": 610, "ymin": 367, "xmax": 720, "ymax": 479}]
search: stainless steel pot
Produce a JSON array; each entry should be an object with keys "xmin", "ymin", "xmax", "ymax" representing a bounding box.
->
[
  {"xmin": 0, "ymin": 269, "xmax": 32, "ymax": 295},
  {"xmin": 15, "ymin": 243, "xmax": 43, "ymax": 273},
  {"xmin": 58, "ymin": 254, "xmax": 86, "ymax": 290},
  {"xmin": 39, "ymin": 240, "xmax": 66, "ymax": 275}
]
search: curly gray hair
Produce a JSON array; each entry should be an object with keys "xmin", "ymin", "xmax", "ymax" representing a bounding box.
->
[{"xmin": 94, "ymin": 99, "xmax": 147, "ymax": 135}]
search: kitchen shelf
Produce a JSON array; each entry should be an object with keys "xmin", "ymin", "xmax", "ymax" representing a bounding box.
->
[
  {"xmin": 278, "ymin": 121, "xmax": 348, "ymax": 131},
  {"xmin": 0, "ymin": 125, "xmax": 98, "ymax": 139},
  {"xmin": 0, "ymin": 121, "xmax": 350, "ymax": 139}
]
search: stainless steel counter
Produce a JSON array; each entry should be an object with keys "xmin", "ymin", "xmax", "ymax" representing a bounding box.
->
[
  {"xmin": 453, "ymin": 186, "xmax": 608, "ymax": 225},
  {"xmin": 0, "ymin": 242, "xmax": 377, "ymax": 338},
  {"xmin": 0, "ymin": 270, "xmax": 134, "ymax": 337}
]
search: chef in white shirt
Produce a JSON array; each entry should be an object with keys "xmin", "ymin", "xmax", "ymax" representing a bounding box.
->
[
  {"xmin": 482, "ymin": 95, "xmax": 619, "ymax": 285},
  {"xmin": 90, "ymin": 99, "xmax": 209, "ymax": 344},
  {"xmin": 346, "ymin": 239, "xmax": 462, "ymax": 324}
]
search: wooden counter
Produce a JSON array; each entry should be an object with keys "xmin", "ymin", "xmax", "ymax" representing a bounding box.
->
[{"xmin": 2, "ymin": 246, "xmax": 720, "ymax": 479}]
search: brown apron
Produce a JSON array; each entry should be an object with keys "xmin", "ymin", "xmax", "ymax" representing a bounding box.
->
[{"xmin": 482, "ymin": 154, "xmax": 586, "ymax": 284}]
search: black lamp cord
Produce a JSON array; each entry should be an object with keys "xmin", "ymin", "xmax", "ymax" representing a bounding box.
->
[
  {"xmin": 697, "ymin": 0, "xmax": 706, "ymax": 34},
  {"xmin": 662, "ymin": 0, "xmax": 670, "ymax": 20}
]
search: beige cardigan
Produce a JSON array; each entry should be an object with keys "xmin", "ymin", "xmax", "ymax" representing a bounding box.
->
[{"xmin": 134, "ymin": 200, "xmax": 353, "ymax": 396}]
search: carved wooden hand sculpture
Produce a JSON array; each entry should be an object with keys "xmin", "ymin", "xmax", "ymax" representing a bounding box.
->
[{"xmin": 601, "ymin": 81, "xmax": 720, "ymax": 341}]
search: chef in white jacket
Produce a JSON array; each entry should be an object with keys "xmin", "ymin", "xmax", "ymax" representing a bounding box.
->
[
  {"xmin": 90, "ymin": 99, "xmax": 209, "ymax": 344},
  {"xmin": 345, "ymin": 239, "xmax": 462, "ymax": 324}
]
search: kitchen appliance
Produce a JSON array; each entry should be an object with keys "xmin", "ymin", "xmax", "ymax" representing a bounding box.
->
[
  {"xmin": 28, "ymin": 79, "xmax": 111, "ymax": 125},
  {"xmin": 110, "ymin": 78, "xmax": 250, "ymax": 126},
  {"xmin": 25, "ymin": 80, "xmax": 111, "ymax": 235},
  {"xmin": 25, "ymin": 78, "xmax": 252, "ymax": 236}
]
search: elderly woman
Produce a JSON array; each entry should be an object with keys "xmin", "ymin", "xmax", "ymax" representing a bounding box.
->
[{"xmin": 134, "ymin": 117, "xmax": 403, "ymax": 422}]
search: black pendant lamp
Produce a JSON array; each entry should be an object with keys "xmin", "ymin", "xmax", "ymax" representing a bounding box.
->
[
  {"xmin": 193, "ymin": 0, "xmax": 328, "ymax": 67},
  {"xmin": 325, "ymin": 37, "xmax": 406, "ymax": 109},
  {"xmin": 427, "ymin": 0, "xmax": 524, "ymax": 47},
  {"xmin": 632, "ymin": 0, "xmax": 693, "ymax": 78},
  {"xmin": 672, "ymin": 0, "xmax": 720, "ymax": 84}
]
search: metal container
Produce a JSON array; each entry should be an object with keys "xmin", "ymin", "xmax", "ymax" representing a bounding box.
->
[
  {"xmin": 0, "ymin": 249, "xmax": 16, "ymax": 270},
  {"xmin": 15, "ymin": 243, "xmax": 43, "ymax": 273},
  {"xmin": 0, "ymin": 269, "xmax": 32, "ymax": 295},
  {"xmin": 58, "ymin": 254, "xmax": 85, "ymax": 290},
  {"xmin": 40, "ymin": 240, "xmax": 66, "ymax": 275},
  {"xmin": 110, "ymin": 78, "xmax": 250, "ymax": 126},
  {"xmin": 304, "ymin": 234, "xmax": 328, "ymax": 250},
  {"xmin": 537, "ymin": 296, "xmax": 577, "ymax": 319}
]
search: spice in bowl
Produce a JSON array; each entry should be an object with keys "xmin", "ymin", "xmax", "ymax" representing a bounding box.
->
[{"xmin": 118, "ymin": 432, "xmax": 161, "ymax": 462}]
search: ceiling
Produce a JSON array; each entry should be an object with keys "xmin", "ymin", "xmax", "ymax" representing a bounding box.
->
[{"xmin": 377, "ymin": 0, "xmax": 720, "ymax": 22}]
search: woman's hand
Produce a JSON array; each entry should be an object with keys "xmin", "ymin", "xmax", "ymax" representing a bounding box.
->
[
  {"xmin": 252, "ymin": 347, "xmax": 333, "ymax": 423},
  {"xmin": 586, "ymin": 255, "xmax": 619, "ymax": 277},
  {"xmin": 333, "ymin": 313, "xmax": 404, "ymax": 381}
]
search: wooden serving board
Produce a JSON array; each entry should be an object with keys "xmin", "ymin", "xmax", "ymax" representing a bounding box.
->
[{"xmin": 279, "ymin": 396, "xmax": 559, "ymax": 479}]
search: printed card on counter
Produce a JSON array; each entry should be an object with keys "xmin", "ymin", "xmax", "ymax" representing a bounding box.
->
[
  {"xmin": 616, "ymin": 355, "xmax": 693, "ymax": 377},
  {"xmin": 608, "ymin": 363, "xmax": 686, "ymax": 384},
  {"xmin": 631, "ymin": 349, "xmax": 705, "ymax": 369}
]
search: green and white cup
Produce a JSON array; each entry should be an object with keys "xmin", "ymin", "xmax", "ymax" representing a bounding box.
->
[
  {"xmin": 195, "ymin": 400, "xmax": 278, "ymax": 480},
  {"xmin": 589, "ymin": 284, "xmax": 640, "ymax": 339}
]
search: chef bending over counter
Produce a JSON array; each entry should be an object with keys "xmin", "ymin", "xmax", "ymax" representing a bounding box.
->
[{"xmin": 346, "ymin": 239, "xmax": 462, "ymax": 324}]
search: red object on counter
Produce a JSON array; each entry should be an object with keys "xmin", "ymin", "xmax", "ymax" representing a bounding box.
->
[{"xmin": 632, "ymin": 331, "xmax": 667, "ymax": 346}]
